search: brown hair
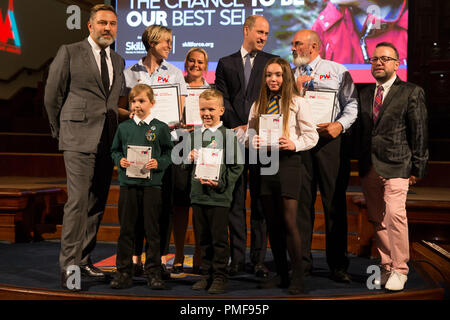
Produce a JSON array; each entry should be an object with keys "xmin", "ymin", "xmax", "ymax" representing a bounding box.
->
[
  {"xmin": 253, "ymin": 57, "xmax": 300, "ymax": 137},
  {"xmin": 89, "ymin": 4, "xmax": 116, "ymax": 21},
  {"xmin": 128, "ymin": 84, "xmax": 155, "ymax": 104},
  {"xmin": 375, "ymin": 42, "xmax": 399, "ymax": 59}
]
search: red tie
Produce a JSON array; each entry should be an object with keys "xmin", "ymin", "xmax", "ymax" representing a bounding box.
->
[{"xmin": 373, "ymin": 85, "xmax": 384, "ymax": 123}]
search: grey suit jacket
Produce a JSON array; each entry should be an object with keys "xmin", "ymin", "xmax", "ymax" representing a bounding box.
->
[
  {"xmin": 44, "ymin": 38, "xmax": 125, "ymax": 153},
  {"xmin": 358, "ymin": 76, "xmax": 428, "ymax": 179},
  {"xmin": 215, "ymin": 50, "xmax": 277, "ymax": 129}
]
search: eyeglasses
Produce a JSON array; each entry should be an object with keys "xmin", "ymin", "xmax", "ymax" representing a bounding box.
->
[{"xmin": 369, "ymin": 56, "xmax": 398, "ymax": 64}]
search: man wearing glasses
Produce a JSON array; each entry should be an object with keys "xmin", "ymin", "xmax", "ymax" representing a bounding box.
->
[{"xmin": 358, "ymin": 42, "xmax": 428, "ymax": 291}]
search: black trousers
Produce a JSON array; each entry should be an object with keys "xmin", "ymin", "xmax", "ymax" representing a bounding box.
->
[
  {"xmin": 228, "ymin": 162, "xmax": 267, "ymax": 266},
  {"xmin": 116, "ymin": 186, "xmax": 162, "ymax": 274},
  {"xmin": 193, "ymin": 204, "xmax": 230, "ymax": 279},
  {"xmin": 133, "ymin": 165, "xmax": 172, "ymax": 258},
  {"xmin": 298, "ymin": 136, "xmax": 350, "ymax": 272}
]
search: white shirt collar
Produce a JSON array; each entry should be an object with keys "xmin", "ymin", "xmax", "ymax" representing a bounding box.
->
[
  {"xmin": 376, "ymin": 74, "xmax": 397, "ymax": 90},
  {"xmin": 87, "ymin": 36, "xmax": 110, "ymax": 57},
  {"xmin": 133, "ymin": 113, "xmax": 154, "ymax": 126},
  {"xmin": 240, "ymin": 47, "xmax": 257, "ymax": 59},
  {"xmin": 201, "ymin": 121, "xmax": 223, "ymax": 133}
]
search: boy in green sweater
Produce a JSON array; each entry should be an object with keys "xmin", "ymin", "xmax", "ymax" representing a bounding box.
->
[
  {"xmin": 186, "ymin": 89, "xmax": 244, "ymax": 294},
  {"xmin": 110, "ymin": 84, "xmax": 173, "ymax": 290}
]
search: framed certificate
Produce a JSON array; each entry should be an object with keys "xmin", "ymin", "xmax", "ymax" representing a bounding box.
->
[
  {"xmin": 185, "ymin": 88, "xmax": 206, "ymax": 126},
  {"xmin": 304, "ymin": 90, "xmax": 337, "ymax": 126},
  {"xmin": 151, "ymin": 85, "xmax": 180, "ymax": 127},
  {"xmin": 259, "ymin": 114, "xmax": 283, "ymax": 147},
  {"xmin": 194, "ymin": 148, "xmax": 223, "ymax": 181},
  {"xmin": 126, "ymin": 145, "xmax": 152, "ymax": 179}
]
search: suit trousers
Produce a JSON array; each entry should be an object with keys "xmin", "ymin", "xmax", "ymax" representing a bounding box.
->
[
  {"xmin": 298, "ymin": 136, "xmax": 350, "ymax": 272},
  {"xmin": 360, "ymin": 166, "xmax": 410, "ymax": 274},
  {"xmin": 193, "ymin": 204, "xmax": 230, "ymax": 278},
  {"xmin": 116, "ymin": 186, "xmax": 162, "ymax": 274},
  {"xmin": 60, "ymin": 148, "xmax": 113, "ymax": 271},
  {"xmin": 228, "ymin": 163, "xmax": 267, "ymax": 267}
]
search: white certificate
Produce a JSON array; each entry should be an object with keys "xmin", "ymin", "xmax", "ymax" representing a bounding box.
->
[
  {"xmin": 259, "ymin": 114, "xmax": 283, "ymax": 147},
  {"xmin": 152, "ymin": 85, "xmax": 180, "ymax": 127},
  {"xmin": 126, "ymin": 145, "xmax": 152, "ymax": 179},
  {"xmin": 304, "ymin": 90, "xmax": 337, "ymax": 126},
  {"xmin": 185, "ymin": 88, "xmax": 206, "ymax": 126},
  {"xmin": 194, "ymin": 148, "xmax": 223, "ymax": 181}
]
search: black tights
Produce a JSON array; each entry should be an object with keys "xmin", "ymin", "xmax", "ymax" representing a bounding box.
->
[{"xmin": 262, "ymin": 195, "xmax": 303, "ymax": 277}]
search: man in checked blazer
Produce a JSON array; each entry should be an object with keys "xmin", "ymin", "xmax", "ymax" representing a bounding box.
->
[
  {"xmin": 359, "ymin": 42, "xmax": 428, "ymax": 291},
  {"xmin": 215, "ymin": 15, "xmax": 277, "ymax": 277},
  {"xmin": 44, "ymin": 4, "xmax": 124, "ymax": 290}
]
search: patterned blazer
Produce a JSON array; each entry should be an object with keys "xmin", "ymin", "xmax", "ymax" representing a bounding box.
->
[{"xmin": 358, "ymin": 76, "xmax": 428, "ymax": 179}]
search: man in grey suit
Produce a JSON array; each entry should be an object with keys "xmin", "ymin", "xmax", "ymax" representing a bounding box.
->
[
  {"xmin": 359, "ymin": 42, "xmax": 428, "ymax": 291},
  {"xmin": 44, "ymin": 4, "xmax": 124, "ymax": 291}
]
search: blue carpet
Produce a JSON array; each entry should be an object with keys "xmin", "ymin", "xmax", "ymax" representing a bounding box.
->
[{"xmin": 0, "ymin": 241, "xmax": 433, "ymax": 298}]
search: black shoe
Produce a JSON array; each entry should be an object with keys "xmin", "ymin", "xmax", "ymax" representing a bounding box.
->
[
  {"xmin": 330, "ymin": 269, "xmax": 351, "ymax": 283},
  {"xmin": 171, "ymin": 264, "xmax": 184, "ymax": 276},
  {"xmin": 148, "ymin": 273, "xmax": 165, "ymax": 290},
  {"xmin": 258, "ymin": 274, "xmax": 290, "ymax": 289},
  {"xmin": 228, "ymin": 263, "xmax": 244, "ymax": 276},
  {"xmin": 288, "ymin": 268, "xmax": 305, "ymax": 295},
  {"xmin": 208, "ymin": 277, "xmax": 227, "ymax": 294},
  {"xmin": 192, "ymin": 276, "xmax": 211, "ymax": 291},
  {"xmin": 61, "ymin": 270, "xmax": 81, "ymax": 292},
  {"xmin": 254, "ymin": 263, "xmax": 269, "ymax": 278},
  {"xmin": 79, "ymin": 264, "xmax": 105, "ymax": 278},
  {"xmin": 110, "ymin": 272, "xmax": 133, "ymax": 289},
  {"xmin": 133, "ymin": 263, "xmax": 145, "ymax": 277},
  {"xmin": 161, "ymin": 264, "xmax": 171, "ymax": 280}
]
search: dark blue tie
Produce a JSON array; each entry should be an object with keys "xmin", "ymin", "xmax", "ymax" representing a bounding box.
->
[{"xmin": 244, "ymin": 52, "xmax": 254, "ymax": 89}]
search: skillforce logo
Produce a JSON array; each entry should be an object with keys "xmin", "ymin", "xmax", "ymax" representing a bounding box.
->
[{"xmin": 0, "ymin": 0, "xmax": 21, "ymax": 54}]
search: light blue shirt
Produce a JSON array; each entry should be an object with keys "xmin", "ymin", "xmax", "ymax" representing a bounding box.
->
[
  {"xmin": 294, "ymin": 55, "xmax": 358, "ymax": 132},
  {"xmin": 122, "ymin": 58, "xmax": 188, "ymax": 97}
]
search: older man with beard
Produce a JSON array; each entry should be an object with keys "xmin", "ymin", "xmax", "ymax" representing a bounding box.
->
[
  {"xmin": 291, "ymin": 29, "xmax": 358, "ymax": 283},
  {"xmin": 45, "ymin": 4, "xmax": 124, "ymax": 291}
]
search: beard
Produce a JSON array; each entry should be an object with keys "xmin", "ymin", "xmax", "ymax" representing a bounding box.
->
[
  {"xmin": 95, "ymin": 33, "xmax": 115, "ymax": 48},
  {"xmin": 293, "ymin": 53, "xmax": 311, "ymax": 67}
]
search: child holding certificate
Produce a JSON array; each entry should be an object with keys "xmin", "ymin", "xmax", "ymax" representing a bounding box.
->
[
  {"xmin": 246, "ymin": 57, "xmax": 318, "ymax": 295},
  {"xmin": 185, "ymin": 89, "xmax": 244, "ymax": 294},
  {"xmin": 110, "ymin": 84, "xmax": 173, "ymax": 290}
]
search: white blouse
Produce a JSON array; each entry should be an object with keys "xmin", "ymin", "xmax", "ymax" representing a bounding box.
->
[{"xmin": 246, "ymin": 95, "xmax": 319, "ymax": 152}]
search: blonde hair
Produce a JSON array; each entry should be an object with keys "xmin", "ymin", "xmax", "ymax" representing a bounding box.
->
[
  {"xmin": 142, "ymin": 25, "xmax": 172, "ymax": 52},
  {"xmin": 254, "ymin": 57, "xmax": 300, "ymax": 137},
  {"xmin": 184, "ymin": 48, "xmax": 209, "ymax": 73},
  {"xmin": 199, "ymin": 89, "xmax": 224, "ymax": 107},
  {"xmin": 128, "ymin": 84, "xmax": 155, "ymax": 104}
]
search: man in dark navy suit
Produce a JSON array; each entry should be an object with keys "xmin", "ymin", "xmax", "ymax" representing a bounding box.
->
[{"xmin": 215, "ymin": 15, "xmax": 277, "ymax": 277}]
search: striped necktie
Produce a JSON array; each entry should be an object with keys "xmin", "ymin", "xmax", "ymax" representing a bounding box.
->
[
  {"xmin": 373, "ymin": 85, "xmax": 384, "ymax": 123},
  {"xmin": 267, "ymin": 95, "xmax": 280, "ymax": 114}
]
